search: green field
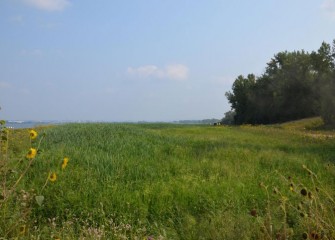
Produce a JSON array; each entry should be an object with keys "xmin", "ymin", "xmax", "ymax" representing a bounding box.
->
[{"xmin": 2, "ymin": 120, "xmax": 335, "ymax": 239}]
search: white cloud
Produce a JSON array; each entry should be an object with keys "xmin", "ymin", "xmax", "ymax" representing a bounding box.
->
[
  {"xmin": 165, "ymin": 64, "xmax": 189, "ymax": 80},
  {"xmin": 321, "ymin": 0, "xmax": 335, "ymax": 19},
  {"xmin": 127, "ymin": 65, "xmax": 163, "ymax": 78},
  {"xmin": 127, "ymin": 64, "xmax": 189, "ymax": 81},
  {"xmin": 23, "ymin": 0, "xmax": 70, "ymax": 11}
]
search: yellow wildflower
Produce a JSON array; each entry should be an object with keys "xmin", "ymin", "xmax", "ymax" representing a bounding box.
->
[
  {"xmin": 61, "ymin": 163, "xmax": 67, "ymax": 170},
  {"xmin": 29, "ymin": 129, "xmax": 38, "ymax": 139},
  {"xmin": 63, "ymin": 157, "xmax": 69, "ymax": 164},
  {"xmin": 289, "ymin": 183, "xmax": 294, "ymax": 192},
  {"xmin": 26, "ymin": 148, "xmax": 37, "ymax": 159},
  {"xmin": 49, "ymin": 172, "xmax": 57, "ymax": 182},
  {"xmin": 61, "ymin": 157, "xmax": 69, "ymax": 170}
]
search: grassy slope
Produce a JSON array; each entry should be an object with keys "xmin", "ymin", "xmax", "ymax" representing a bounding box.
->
[{"xmin": 6, "ymin": 121, "xmax": 335, "ymax": 239}]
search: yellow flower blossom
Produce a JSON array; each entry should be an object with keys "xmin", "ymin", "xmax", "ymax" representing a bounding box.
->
[
  {"xmin": 61, "ymin": 157, "xmax": 69, "ymax": 170},
  {"xmin": 61, "ymin": 163, "xmax": 67, "ymax": 170},
  {"xmin": 49, "ymin": 172, "xmax": 57, "ymax": 182},
  {"xmin": 26, "ymin": 148, "xmax": 37, "ymax": 159},
  {"xmin": 29, "ymin": 129, "xmax": 38, "ymax": 140},
  {"xmin": 63, "ymin": 157, "xmax": 69, "ymax": 164}
]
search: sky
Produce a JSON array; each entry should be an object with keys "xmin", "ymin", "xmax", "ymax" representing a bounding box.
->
[{"xmin": 0, "ymin": 0, "xmax": 334, "ymax": 122}]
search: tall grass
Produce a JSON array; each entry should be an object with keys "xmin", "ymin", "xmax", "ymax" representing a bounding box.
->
[{"xmin": 2, "ymin": 123, "xmax": 335, "ymax": 239}]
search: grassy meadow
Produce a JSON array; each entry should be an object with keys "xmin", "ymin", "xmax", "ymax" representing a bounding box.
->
[{"xmin": 1, "ymin": 118, "xmax": 335, "ymax": 239}]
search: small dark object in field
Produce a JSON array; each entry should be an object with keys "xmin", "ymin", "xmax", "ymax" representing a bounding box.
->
[
  {"xmin": 302, "ymin": 232, "xmax": 308, "ymax": 239},
  {"xmin": 250, "ymin": 209, "xmax": 257, "ymax": 217},
  {"xmin": 300, "ymin": 188, "xmax": 307, "ymax": 196}
]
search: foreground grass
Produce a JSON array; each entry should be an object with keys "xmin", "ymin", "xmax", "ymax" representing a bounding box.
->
[{"xmin": 3, "ymin": 122, "xmax": 335, "ymax": 239}]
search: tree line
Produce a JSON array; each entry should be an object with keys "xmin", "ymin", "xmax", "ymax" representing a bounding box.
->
[{"xmin": 225, "ymin": 40, "xmax": 335, "ymax": 126}]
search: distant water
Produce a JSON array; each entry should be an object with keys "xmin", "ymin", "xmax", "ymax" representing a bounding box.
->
[{"xmin": 5, "ymin": 121, "xmax": 59, "ymax": 129}]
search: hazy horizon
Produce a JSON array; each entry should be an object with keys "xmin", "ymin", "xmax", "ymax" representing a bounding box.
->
[{"xmin": 1, "ymin": 0, "xmax": 334, "ymax": 122}]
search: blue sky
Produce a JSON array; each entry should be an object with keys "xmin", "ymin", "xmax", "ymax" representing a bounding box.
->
[{"xmin": 0, "ymin": 0, "xmax": 334, "ymax": 121}]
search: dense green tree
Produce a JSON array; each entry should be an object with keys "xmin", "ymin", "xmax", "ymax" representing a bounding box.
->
[
  {"xmin": 225, "ymin": 74, "xmax": 256, "ymax": 124},
  {"xmin": 226, "ymin": 40, "xmax": 335, "ymax": 125},
  {"xmin": 221, "ymin": 110, "xmax": 235, "ymax": 125},
  {"xmin": 312, "ymin": 41, "xmax": 335, "ymax": 126},
  {"xmin": 270, "ymin": 50, "xmax": 317, "ymax": 121}
]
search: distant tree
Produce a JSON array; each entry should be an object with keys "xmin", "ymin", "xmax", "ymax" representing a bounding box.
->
[
  {"xmin": 268, "ymin": 50, "xmax": 317, "ymax": 122},
  {"xmin": 312, "ymin": 40, "xmax": 335, "ymax": 126},
  {"xmin": 225, "ymin": 74, "xmax": 256, "ymax": 124},
  {"xmin": 221, "ymin": 110, "xmax": 236, "ymax": 125},
  {"xmin": 311, "ymin": 41, "xmax": 334, "ymax": 73},
  {"xmin": 247, "ymin": 74, "xmax": 275, "ymax": 123},
  {"xmin": 320, "ymin": 78, "xmax": 335, "ymax": 126},
  {"xmin": 225, "ymin": 40, "xmax": 335, "ymax": 125}
]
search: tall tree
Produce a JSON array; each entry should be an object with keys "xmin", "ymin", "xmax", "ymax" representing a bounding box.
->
[
  {"xmin": 225, "ymin": 74, "xmax": 256, "ymax": 124},
  {"xmin": 225, "ymin": 41, "xmax": 335, "ymax": 125},
  {"xmin": 313, "ymin": 41, "xmax": 335, "ymax": 126}
]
